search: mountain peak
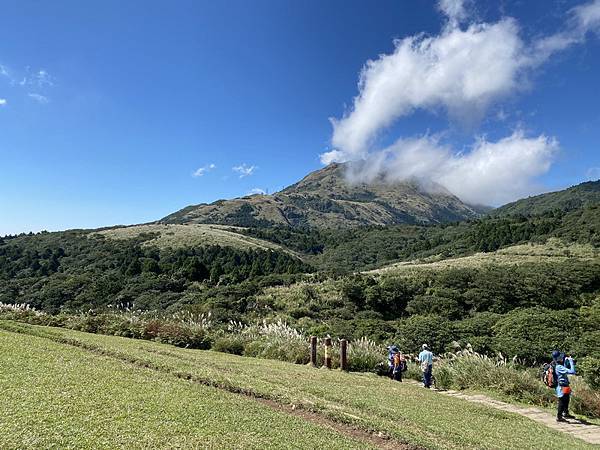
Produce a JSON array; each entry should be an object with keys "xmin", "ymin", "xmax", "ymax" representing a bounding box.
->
[{"xmin": 161, "ymin": 163, "xmax": 480, "ymax": 228}]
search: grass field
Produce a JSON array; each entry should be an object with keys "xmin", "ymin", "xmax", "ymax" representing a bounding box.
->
[
  {"xmin": 0, "ymin": 326, "xmax": 372, "ymax": 449},
  {"xmin": 371, "ymin": 239, "xmax": 598, "ymax": 275},
  {"xmin": 0, "ymin": 320, "xmax": 595, "ymax": 450},
  {"xmin": 94, "ymin": 223, "xmax": 297, "ymax": 255}
]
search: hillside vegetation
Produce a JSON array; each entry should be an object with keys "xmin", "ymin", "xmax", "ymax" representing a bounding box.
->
[
  {"xmin": 1, "ymin": 321, "xmax": 594, "ymax": 450},
  {"xmin": 161, "ymin": 163, "xmax": 480, "ymax": 228},
  {"xmin": 240, "ymin": 204, "xmax": 600, "ymax": 271},
  {"xmin": 95, "ymin": 223, "xmax": 296, "ymax": 254},
  {"xmin": 1, "ymin": 181, "xmax": 599, "ymax": 366},
  {"xmin": 493, "ymin": 180, "xmax": 600, "ymax": 217},
  {"xmin": 0, "ymin": 229, "xmax": 310, "ymax": 313}
]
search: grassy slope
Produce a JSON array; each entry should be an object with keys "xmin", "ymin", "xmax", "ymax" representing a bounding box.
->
[
  {"xmin": 1, "ymin": 321, "xmax": 593, "ymax": 450},
  {"xmin": 0, "ymin": 327, "xmax": 369, "ymax": 449},
  {"xmin": 95, "ymin": 223, "xmax": 298, "ymax": 255},
  {"xmin": 371, "ymin": 239, "xmax": 598, "ymax": 275}
]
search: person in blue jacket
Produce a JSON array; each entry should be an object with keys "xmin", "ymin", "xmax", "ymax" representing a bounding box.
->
[
  {"xmin": 387, "ymin": 345, "xmax": 405, "ymax": 381},
  {"xmin": 552, "ymin": 350, "xmax": 576, "ymax": 422}
]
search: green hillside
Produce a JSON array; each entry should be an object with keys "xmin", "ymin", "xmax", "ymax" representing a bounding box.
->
[
  {"xmin": 161, "ymin": 163, "xmax": 480, "ymax": 228},
  {"xmin": 0, "ymin": 229, "xmax": 310, "ymax": 313},
  {"xmin": 493, "ymin": 180, "xmax": 600, "ymax": 217},
  {"xmin": 1, "ymin": 321, "xmax": 594, "ymax": 450},
  {"xmin": 0, "ymin": 325, "xmax": 368, "ymax": 449}
]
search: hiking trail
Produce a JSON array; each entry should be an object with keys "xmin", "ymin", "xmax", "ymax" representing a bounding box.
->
[{"xmin": 406, "ymin": 380, "xmax": 600, "ymax": 445}]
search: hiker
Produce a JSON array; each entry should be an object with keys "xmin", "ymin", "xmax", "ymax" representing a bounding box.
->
[
  {"xmin": 552, "ymin": 351, "xmax": 576, "ymax": 422},
  {"xmin": 387, "ymin": 345, "xmax": 406, "ymax": 382},
  {"xmin": 418, "ymin": 344, "xmax": 434, "ymax": 388}
]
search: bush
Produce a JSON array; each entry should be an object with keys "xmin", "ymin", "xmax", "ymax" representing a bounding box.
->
[
  {"xmin": 346, "ymin": 337, "xmax": 386, "ymax": 372},
  {"xmin": 150, "ymin": 321, "xmax": 212, "ymax": 349},
  {"xmin": 579, "ymin": 357, "xmax": 600, "ymax": 390},
  {"xmin": 239, "ymin": 320, "xmax": 310, "ymax": 364},
  {"xmin": 394, "ymin": 315, "xmax": 453, "ymax": 354},
  {"xmin": 570, "ymin": 377, "xmax": 600, "ymax": 418},
  {"xmin": 212, "ymin": 335, "xmax": 246, "ymax": 355},
  {"xmin": 492, "ymin": 307, "xmax": 579, "ymax": 364}
]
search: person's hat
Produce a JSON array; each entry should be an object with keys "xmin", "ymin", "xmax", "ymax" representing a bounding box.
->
[
  {"xmin": 422, "ymin": 344, "xmax": 428, "ymax": 350},
  {"xmin": 389, "ymin": 345, "xmax": 399, "ymax": 352},
  {"xmin": 552, "ymin": 350, "xmax": 564, "ymax": 361}
]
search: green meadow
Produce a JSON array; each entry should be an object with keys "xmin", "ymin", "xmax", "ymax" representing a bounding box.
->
[{"xmin": 0, "ymin": 320, "xmax": 594, "ymax": 450}]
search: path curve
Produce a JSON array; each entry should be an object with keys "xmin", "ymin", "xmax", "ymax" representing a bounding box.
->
[{"xmin": 407, "ymin": 380, "xmax": 600, "ymax": 445}]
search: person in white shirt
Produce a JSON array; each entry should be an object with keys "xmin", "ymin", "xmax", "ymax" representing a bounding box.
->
[{"xmin": 418, "ymin": 344, "xmax": 434, "ymax": 388}]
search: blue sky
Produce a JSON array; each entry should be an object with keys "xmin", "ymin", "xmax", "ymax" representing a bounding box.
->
[{"xmin": 1, "ymin": 0, "xmax": 599, "ymax": 235}]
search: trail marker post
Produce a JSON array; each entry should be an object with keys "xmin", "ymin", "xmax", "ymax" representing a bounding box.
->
[
  {"xmin": 310, "ymin": 336, "xmax": 317, "ymax": 367},
  {"xmin": 324, "ymin": 337, "xmax": 332, "ymax": 369},
  {"xmin": 340, "ymin": 339, "xmax": 348, "ymax": 371}
]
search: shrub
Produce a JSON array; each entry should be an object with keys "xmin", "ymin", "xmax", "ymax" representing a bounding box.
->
[
  {"xmin": 570, "ymin": 377, "xmax": 600, "ymax": 418},
  {"xmin": 579, "ymin": 357, "xmax": 600, "ymax": 390},
  {"xmin": 346, "ymin": 337, "xmax": 386, "ymax": 372},
  {"xmin": 212, "ymin": 335, "xmax": 246, "ymax": 355},
  {"xmin": 150, "ymin": 321, "xmax": 212, "ymax": 349},
  {"xmin": 394, "ymin": 315, "xmax": 453, "ymax": 354},
  {"xmin": 240, "ymin": 320, "xmax": 310, "ymax": 364},
  {"xmin": 244, "ymin": 338, "xmax": 309, "ymax": 364},
  {"xmin": 492, "ymin": 307, "xmax": 579, "ymax": 364}
]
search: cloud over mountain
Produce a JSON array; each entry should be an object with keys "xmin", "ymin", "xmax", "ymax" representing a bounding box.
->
[{"xmin": 323, "ymin": 0, "xmax": 600, "ymax": 205}]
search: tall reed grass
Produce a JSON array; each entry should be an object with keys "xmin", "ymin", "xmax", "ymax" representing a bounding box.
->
[{"xmin": 1, "ymin": 303, "xmax": 598, "ymax": 417}]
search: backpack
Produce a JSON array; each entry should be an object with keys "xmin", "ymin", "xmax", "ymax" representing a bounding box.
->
[
  {"xmin": 393, "ymin": 353, "xmax": 407, "ymax": 372},
  {"xmin": 542, "ymin": 362, "xmax": 557, "ymax": 388}
]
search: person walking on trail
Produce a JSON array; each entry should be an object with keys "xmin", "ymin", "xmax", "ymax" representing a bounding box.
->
[
  {"xmin": 552, "ymin": 350, "xmax": 576, "ymax": 422},
  {"xmin": 418, "ymin": 344, "xmax": 434, "ymax": 388},
  {"xmin": 387, "ymin": 345, "xmax": 406, "ymax": 382}
]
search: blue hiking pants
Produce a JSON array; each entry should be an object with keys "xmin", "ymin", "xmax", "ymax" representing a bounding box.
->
[{"xmin": 423, "ymin": 365, "xmax": 433, "ymax": 387}]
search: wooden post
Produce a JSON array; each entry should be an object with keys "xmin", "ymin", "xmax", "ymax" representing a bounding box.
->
[
  {"xmin": 310, "ymin": 336, "xmax": 317, "ymax": 367},
  {"xmin": 324, "ymin": 337, "xmax": 332, "ymax": 369},
  {"xmin": 340, "ymin": 339, "xmax": 348, "ymax": 371}
]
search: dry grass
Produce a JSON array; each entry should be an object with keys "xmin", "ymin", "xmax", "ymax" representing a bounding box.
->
[
  {"xmin": 94, "ymin": 223, "xmax": 296, "ymax": 254},
  {"xmin": 371, "ymin": 239, "xmax": 598, "ymax": 275}
]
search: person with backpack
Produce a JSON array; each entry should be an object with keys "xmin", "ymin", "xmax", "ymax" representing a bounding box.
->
[
  {"xmin": 387, "ymin": 345, "xmax": 407, "ymax": 382},
  {"xmin": 550, "ymin": 351, "xmax": 576, "ymax": 422},
  {"xmin": 418, "ymin": 344, "xmax": 434, "ymax": 388}
]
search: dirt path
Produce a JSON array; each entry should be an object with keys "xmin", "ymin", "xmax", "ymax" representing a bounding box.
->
[{"xmin": 407, "ymin": 380, "xmax": 600, "ymax": 445}]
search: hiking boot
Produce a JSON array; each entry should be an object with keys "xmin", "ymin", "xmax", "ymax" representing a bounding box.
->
[
  {"xmin": 556, "ymin": 417, "xmax": 567, "ymax": 423},
  {"xmin": 563, "ymin": 414, "xmax": 575, "ymax": 419}
]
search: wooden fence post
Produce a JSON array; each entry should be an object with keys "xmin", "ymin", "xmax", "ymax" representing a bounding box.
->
[
  {"xmin": 340, "ymin": 339, "xmax": 348, "ymax": 371},
  {"xmin": 324, "ymin": 337, "xmax": 332, "ymax": 369},
  {"xmin": 310, "ymin": 336, "xmax": 317, "ymax": 367}
]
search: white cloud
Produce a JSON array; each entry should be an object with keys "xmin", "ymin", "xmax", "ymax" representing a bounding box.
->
[
  {"xmin": 532, "ymin": 0, "xmax": 600, "ymax": 61},
  {"xmin": 232, "ymin": 163, "xmax": 257, "ymax": 178},
  {"xmin": 345, "ymin": 131, "xmax": 558, "ymax": 206},
  {"xmin": 28, "ymin": 93, "xmax": 49, "ymax": 104},
  {"xmin": 0, "ymin": 65, "xmax": 10, "ymax": 79},
  {"xmin": 192, "ymin": 163, "xmax": 216, "ymax": 177},
  {"xmin": 247, "ymin": 188, "xmax": 267, "ymax": 195},
  {"xmin": 0, "ymin": 98, "xmax": 6, "ymax": 106},
  {"xmin": 19, "ymin": 68, "xmax": 54, "ymax": 88},
  {"xmin": 438, "ymin": 0, "xmax": 471, "ymax": 26},
  {"xmin": 328, "ymin": 18, "xmax": 526, "ymax": 159},
  {"xmin": 323, "ymin": 0, "xmax": 599, "ymax": 205},
  {"xmin": 573, "ymin": 0, "xmax": 600, "ymax": 34}
]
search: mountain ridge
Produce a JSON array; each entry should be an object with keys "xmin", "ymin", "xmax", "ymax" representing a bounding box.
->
[
  {"xmin": 161, "ymin": 162, "xmax": 481, "ymax": 228},
  {"xmin": 493, "ymin": 179, "xmax": 600, "ymax": 217}
]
